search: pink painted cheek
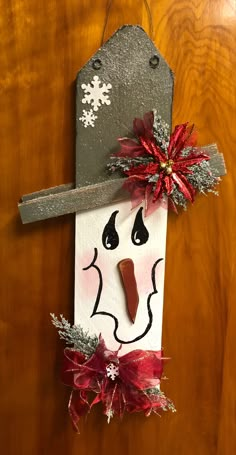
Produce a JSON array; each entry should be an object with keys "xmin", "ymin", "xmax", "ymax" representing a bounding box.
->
[
  {"xmin": 78, "ymin": 265, "xmax": 99, "ymax": 298},
  {"xmin": 77, "ymin": 250, "xmax": 114, "ymax": 298},
  {"xmin": 134, "ymin": 255, "xmax": 165, "ymax": 296},
  {"xmin": 76, "ymin": 251, "xmax": 98, "ymax": 298},
  {"xmin": 78, "ymin": 251, "xmax": 95, "ymax": 269},
  {"xmin": 96, "ymin": 256, "xmax": 110, "ymax": 279}
]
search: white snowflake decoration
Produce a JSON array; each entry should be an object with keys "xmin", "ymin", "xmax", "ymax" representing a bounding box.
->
[
  {"xmin": 79, "ymin": 109, "xmax": 97, "ymax": 128},
  {"xmin": 81, "ymin": 76, "xmax": 112, "ymax": 112},
  {"xmin": 106, "ymin": 362, "xmax": 119, "ymax": 381}
]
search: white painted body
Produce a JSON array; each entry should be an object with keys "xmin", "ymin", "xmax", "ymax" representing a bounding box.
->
[{"xmin": 75, "ymin": 200, "xmax": 167, "ymax": 355}]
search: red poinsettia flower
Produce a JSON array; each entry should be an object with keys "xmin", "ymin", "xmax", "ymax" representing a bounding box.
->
[
  {"xmin": 116, "ymin": 112, "xmax": 210, "ymax": 214},
  {"xmin": 62, "ymin": 336, "xmax": 172, "ymax": 431}
]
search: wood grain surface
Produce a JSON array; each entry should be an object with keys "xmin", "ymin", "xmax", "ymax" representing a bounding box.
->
[{"xmin": 0, "ymin": 1, "xmax": 236, "ymax": 454}]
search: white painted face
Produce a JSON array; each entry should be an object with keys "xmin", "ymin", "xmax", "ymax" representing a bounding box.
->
[{"xmin": 75, "ymin": 200, "xmax": 167, "ymax": 354}]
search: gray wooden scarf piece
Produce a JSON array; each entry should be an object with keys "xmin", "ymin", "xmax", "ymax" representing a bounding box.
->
[{"xmin": 18, "ymin": 26, "xmax": 225, "ymax": 224}]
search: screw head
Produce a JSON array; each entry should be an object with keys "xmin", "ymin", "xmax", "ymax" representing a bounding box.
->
[
  {"xmin": 149, "ymin": 55, "xmax": 160, "ymax": 69},
  {"xmin": 92, "ymin": 58, "xmax": 102, "ymax": 70}
]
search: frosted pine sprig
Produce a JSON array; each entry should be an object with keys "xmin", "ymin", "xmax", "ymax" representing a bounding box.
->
[
  {"xmin": 108, "ymin": 155, "xmax": 152, "ymax": 173},
  {"xmin": 145, "ymin": 387, "xmax": 176, "ymax": 413},
  {"xmin": 153, "ymin": 110, "xmax": 170, "ymax": 152},
  {"xmin": 108, "ymin": 110, "xmax": 221, "ymax": 212},
  {"xmin": 51, "ymin": 314, "xmax": 98, "ymax": 358}
]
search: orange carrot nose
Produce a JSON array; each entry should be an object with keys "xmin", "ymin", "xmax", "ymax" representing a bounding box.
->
[{"xmin": 118, "ymin": 259, "xmax": 139, "ymax": 324}]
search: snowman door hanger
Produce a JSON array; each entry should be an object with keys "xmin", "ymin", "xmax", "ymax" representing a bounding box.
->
[{"xmin": 18, "ymin": 26, "xmax": 226, "ymax": 430}]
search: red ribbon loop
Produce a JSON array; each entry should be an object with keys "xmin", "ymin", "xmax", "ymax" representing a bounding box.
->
[{"xmin": 61, "ymin": 336, "xmax": 170, "ymax": 431}]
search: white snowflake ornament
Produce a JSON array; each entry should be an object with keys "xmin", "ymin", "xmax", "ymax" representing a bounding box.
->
[
  {"xmin": 106, "ymin": 362, "xmax": 119, "ymax": 381},
  {"xmin": 81, "ymin": 75, "xmax": 112, "ymax": 111},
  {"xmin": 79, "ymin": 109, "xmax": 97, "ymax": 128}
]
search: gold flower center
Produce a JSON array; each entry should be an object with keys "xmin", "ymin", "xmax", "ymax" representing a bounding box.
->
[{"xmin": 159, "ymin": 160, "xmax": 174, "ymax": 175}]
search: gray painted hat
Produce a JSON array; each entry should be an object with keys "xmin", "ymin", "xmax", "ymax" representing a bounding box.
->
[{"xmin": 18, "ymin": 26, "xmax": 224, "ymax": 224}]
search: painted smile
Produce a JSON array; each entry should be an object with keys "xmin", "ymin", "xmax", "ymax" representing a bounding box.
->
[{"xmin": 83, "ymin": 248, "xmax": 163, "ymax": 344}]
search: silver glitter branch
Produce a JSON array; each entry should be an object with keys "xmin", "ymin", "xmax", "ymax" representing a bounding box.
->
[
  {"xmin": 153, "ymin": 109, "xmax": 170, "ymax": 153},
  {"xmin": 108, "ymin": 111, "xmax": 220, "ymax": 210},
  {"xmin": 107, "ymin": 111, "xmax": 170, "ymax": 173},
  {"xmin": 170, "ymin": 158, "xmax": 220, "ymax": 209},
  {"xmin": 108, "ymin": 156, "xmax": 153, "ymax": 173},
  {"xmin": 188, "ymin": 160, "xmax": 220, "ymax": 194},
  {"xmin": 145, "ymin": 387, "xmax": 176, "ymax": 412},
  {"xmin": 51, "ymin": 314, "xmax": 98, "ymax": 358}
]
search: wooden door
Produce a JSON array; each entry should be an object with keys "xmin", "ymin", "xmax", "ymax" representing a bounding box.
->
[{"xmin": 1, "ymin": 1, "xmax": 236, "ymax": 454}]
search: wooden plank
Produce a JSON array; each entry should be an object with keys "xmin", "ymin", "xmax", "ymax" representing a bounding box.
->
[
  {"xmin": 18, "ymin": 144, "xmax": 226, "ymax": 223},
  {"xmin": 18, "ymin": 178, "xmax": 128, "ymax": 223},
  {"xmin": 203, "ymin": 145, "xmax": 226, "ymax": 176},
  {"xmin": 21, "ymin": 182, "xmax": 74, "ymax": 202}
]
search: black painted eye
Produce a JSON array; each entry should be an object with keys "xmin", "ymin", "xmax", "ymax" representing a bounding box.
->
[
  {"xmin": 102, "ymin": 211, "xmax": 119, "ymax": 250},
  {"xmin": 131, "ymin": 208, "xmax": 149, "ymax": 246}
]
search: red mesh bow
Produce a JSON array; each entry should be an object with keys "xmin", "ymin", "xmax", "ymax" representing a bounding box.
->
[{"xmin": 62, "ymin": 336, "xmax": 169, "ymax": 431}]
